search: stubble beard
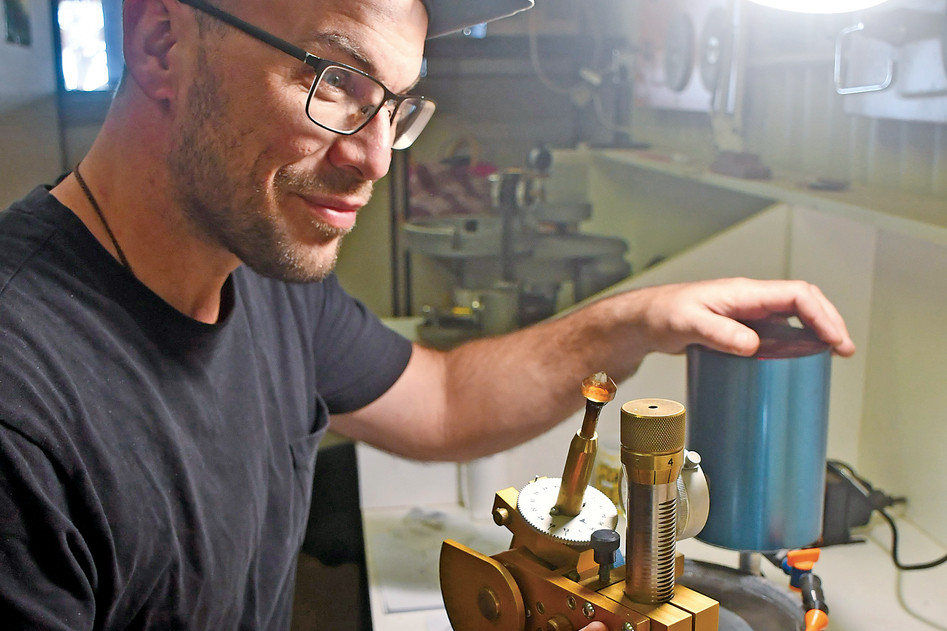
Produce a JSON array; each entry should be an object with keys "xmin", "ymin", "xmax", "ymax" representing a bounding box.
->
[{"xmin": 166, "ymin": 48, "xmax": 370, "ymax": 283}]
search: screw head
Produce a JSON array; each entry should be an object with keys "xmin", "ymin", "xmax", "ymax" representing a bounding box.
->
[{"xmin": 583, "ymin": 602, "xmax": 595, "ymax": 618}]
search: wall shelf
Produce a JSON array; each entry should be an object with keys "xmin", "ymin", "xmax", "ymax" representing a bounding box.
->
[{"xmin": 587, "ymin": 146, "xmax": 947, "ymax": 245}]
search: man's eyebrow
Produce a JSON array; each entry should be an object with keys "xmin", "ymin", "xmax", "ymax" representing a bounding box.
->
[
  {"xmin": 404, "ymin": 76, "xmax": 421, "ymax": 93},
  {"xmin": 312, "ymin": 32, "xmax": 375, "ymax": 73},
  {"xmin": 308, "ymin": 31, "xmax": 421, "ymax": 94}
]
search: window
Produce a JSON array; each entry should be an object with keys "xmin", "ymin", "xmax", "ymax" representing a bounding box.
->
[{"xmin": 55, "ymin": 0, "xmax": 122, "ymax": 92}]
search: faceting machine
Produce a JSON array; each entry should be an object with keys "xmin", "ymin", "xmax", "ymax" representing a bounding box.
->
[
  {"xmin": 439, "ymin": 373, "xmax": 718, "ymax": 631},
  {"xmin": 403, "ymin": 148, "xmax": 631, "ymax": 348}
]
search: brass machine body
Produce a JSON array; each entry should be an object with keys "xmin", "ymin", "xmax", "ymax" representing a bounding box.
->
[
  {"xmin": 621, "ymin": 399, "xmax": 687, "ymax": 604},
  {"xmin": 439, "ymin": 379, "xmax": 717, "ymax": 631}
]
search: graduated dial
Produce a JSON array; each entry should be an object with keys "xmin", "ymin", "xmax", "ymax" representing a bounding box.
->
[{"xmin": 516, "ymin": 477, "xmax": 618, "ymax": 546}]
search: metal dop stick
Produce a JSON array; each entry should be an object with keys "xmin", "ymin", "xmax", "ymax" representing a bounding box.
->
[
  {"xmin": 552, "ymin": 372, "xmax": 617, "ymax": 516},
  {"xmin": 621, "ymin": 399, "xmax": 686, "ymax": 604}
]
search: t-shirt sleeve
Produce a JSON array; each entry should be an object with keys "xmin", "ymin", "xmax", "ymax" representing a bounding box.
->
[
  {"xmin": 0, "ymin": 422, "xmax": 96, "ymax": 630},
  {"xmin": 308, "ymin": 275, "xmax": 413, "ymax": 414}
]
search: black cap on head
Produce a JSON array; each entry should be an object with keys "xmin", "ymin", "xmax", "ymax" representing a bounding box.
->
[{"xmin": 421, "ymin": 0, "xmax": 534, "ymax": 39}]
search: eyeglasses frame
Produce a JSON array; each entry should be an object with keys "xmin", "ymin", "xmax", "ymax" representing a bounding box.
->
[{"xmin": 177, "ymin": 0, "xmax": 433, "ymax": 146}]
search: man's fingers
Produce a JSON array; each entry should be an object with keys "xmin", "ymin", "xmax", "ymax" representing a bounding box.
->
[
  {"xmin": 692, "ymin": 313, "xmax": 761, "ymax": 356},
  {"xmin": 712, "ymin": 280, "xmax": 855, "ymax": 357}
]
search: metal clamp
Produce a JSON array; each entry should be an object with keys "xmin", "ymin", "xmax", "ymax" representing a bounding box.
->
[{"xmin": 834, "ymin": 22, "xmax": 895, "ymax": 95}]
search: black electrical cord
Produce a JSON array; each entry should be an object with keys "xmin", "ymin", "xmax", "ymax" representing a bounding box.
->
[
  {"xmin": 875, "ymin": 508, "xmax": 947, "ymax": 571},
  {"xmin": 827, "ymin": 460, "xmax": 947, "ymax": 571}
]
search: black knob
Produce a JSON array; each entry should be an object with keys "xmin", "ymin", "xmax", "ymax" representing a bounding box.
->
[
  {"xmin": 527, "ymin": 144, "xmax": 553, "ymax": 173},
  {"xmin": 591, "ymin": 529, "xmax": 620, "ymax": 565}
]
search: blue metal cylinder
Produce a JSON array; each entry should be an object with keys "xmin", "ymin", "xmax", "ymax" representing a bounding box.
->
[{"xmin": 686, "ymin": 321, "xmax": 831, "ymax": 551}]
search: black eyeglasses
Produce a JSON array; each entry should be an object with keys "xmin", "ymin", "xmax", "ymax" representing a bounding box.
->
[{"xmin": 178, "ymin": 0, "xmax": 435, "ymax": 150}]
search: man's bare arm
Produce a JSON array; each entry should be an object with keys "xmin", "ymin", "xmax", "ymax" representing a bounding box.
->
[{"xmin": 330, "ymin": 278, "xmax": 854, "ymax": 461}]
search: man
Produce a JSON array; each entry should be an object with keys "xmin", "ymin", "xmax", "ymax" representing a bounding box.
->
[{"xmin": 0, "ymin": 0, "xmax": 854, "ymax": 628}]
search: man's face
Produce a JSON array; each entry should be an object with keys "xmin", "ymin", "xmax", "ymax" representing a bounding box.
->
[{"xmin": 167, "ymin": 0, "xmax": 428, "ymax": 282}]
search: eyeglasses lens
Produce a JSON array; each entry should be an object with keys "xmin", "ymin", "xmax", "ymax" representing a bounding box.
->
[
  {"xmin": 391, "ymin": 98, "xmax": 435, "ymax": 150},
  {"xmin": 308, "ymin": 66, "xmax": 382, "ymax": 132},
  {"xmin": 307, "ymin": 65, "xmax": 435, "ymax": 150}
]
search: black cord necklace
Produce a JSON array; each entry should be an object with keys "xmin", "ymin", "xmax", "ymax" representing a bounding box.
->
[{"xmin": 73, "ymin": 162, "xmax": 133, "ymax": 274}]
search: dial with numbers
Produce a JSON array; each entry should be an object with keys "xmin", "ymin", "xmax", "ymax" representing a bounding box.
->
[{"xmin": 516, "ymin": 477, "xmax": 619, "ymax": 546}]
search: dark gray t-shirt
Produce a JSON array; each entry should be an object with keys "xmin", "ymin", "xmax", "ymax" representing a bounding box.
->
[{"xmin": 0, "ymin": 186, "xmax": 412, "ymax": 629}]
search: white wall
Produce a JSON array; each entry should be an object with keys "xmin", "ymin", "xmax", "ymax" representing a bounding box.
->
[
  {"xmin": 0, "ymin": 0, "xmax": 62, "ymax": 207},
  {"xmin": 859, "ymin": 231, "xmax": 947, "ymax": 544}
]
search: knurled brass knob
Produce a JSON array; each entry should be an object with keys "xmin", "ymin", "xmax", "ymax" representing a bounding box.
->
[
  {"xmin": 621, "ymin": 399, "xmax": 686, "ymax": 485},
  {"xmin": 477, "ymin": 587, "xmax": 500, "ymax": 621},
  {"xmin": 547, "ymin": 614, "xmax": 574, "ymax": 631}
]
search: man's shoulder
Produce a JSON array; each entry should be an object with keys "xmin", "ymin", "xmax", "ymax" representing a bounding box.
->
[
  {"xmin": 0, "ymin": 186, "xmax": 76, "ymax": 291},
  {"xmin": 1, "ymin": 185, "xmax": 64, "ymax": 233},
  {"xmin": 0, "ymin": 187, "xmax": 121, "ymax": 426}
]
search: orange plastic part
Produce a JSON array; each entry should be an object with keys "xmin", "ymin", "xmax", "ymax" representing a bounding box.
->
[
  {"xmin": 787, "ymin": 548, "xmax": 821, "ymax": 571},
  {"xmin": 804, "ymin": 608, "xmax": 829, "ymax": 631}
]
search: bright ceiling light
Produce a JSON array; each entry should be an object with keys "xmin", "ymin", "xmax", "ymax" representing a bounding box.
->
[{"xmin": 748, "ymin": 0, "xmax": 890, "ymax": 13}]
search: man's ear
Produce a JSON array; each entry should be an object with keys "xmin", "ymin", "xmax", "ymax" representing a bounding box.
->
[{"xmin": 122, "ymin": 0, "xmax": 191, "ymax": 102}]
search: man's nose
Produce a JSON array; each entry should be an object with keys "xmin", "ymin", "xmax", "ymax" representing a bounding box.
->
[{"xmin": 327, "ymin": 112, "xmax": 394, "ymax": 183}]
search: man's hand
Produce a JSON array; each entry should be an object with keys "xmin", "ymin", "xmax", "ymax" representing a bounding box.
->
[
  {"xmin": 579, "ymin": 623, "xmax": 608, "ymax": 631},
  {"xmin": 628, "ymin": 277, "xmax": 856, "ymax": 358}
]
